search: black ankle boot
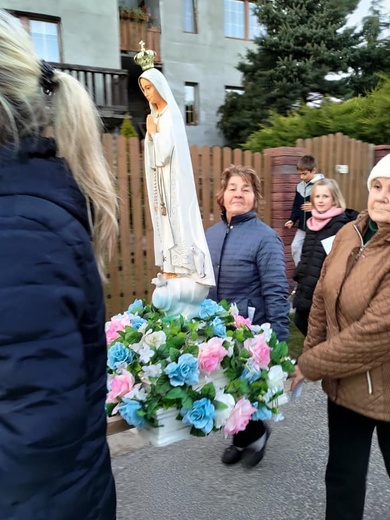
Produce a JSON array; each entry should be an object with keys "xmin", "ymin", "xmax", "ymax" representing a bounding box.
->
[{"xmin": 221, "ymin": 445, "xmax": 243, "ymax": 465}]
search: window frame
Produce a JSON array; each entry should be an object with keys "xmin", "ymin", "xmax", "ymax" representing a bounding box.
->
[
  {"xmin": 12, "ymin": 11, "xmax": 63, "ymax": 63},
  {"xmin": 224, "ymin": 0, "xmax": 261, "ymax": 41},
  {"xmin": 182, "ymin": 0, "xmax": 198, "ymax": 34},
  {"xmin": 184, "ymin": 82, "xmax": 199, "ymax": 126}
]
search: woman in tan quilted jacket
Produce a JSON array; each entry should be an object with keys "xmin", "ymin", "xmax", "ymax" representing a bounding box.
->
[{"xmin": 292, "ymin": 153, "xmax": 390, "ymax": 520}]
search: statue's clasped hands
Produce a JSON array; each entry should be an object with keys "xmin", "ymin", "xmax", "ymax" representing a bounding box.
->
[{"xmin": 146, "ymin": 114, "xmax": 157, "ymax": 138}]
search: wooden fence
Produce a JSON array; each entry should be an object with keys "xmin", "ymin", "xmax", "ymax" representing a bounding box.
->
[
  {"xmin": 103, "ymin": 133, "xmax": 377, "ymax": 318},
  {"xmin": 296, "ymin": 133, "xmax": 375, "ymax": 212},
  {"xmin": 102, "ymin": 135, "xmax": 271, "ymax": 318}
]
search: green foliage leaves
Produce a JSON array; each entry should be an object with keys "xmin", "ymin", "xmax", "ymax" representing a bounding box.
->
[
  {"xmin": 165, "ymin": 387, "xmax": 185, "ymax": 400},
  {"xmin": 244, "ymin": 74, "xmax": 390, "ymax": 151},
  {"xmin": 200, "ymin": 383, "xmax": 216, "ymax": 401},
  {"xmin": 155, "ymin": 375, "xmax": 171, "ymax": 396},
  {"xmin": 226, "ymin": 378, "xmax": 249, "ymax": 399},
  {"xmin": 120, "ymin": 113, "xmax": 138, "ymax": 138}
]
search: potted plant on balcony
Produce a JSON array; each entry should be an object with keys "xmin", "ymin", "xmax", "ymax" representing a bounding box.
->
[{"xmin": 119, "ymin": 5, "xmax": 151, "ymax": 23}]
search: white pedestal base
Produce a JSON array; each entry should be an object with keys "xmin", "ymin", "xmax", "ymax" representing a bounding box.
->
[{"xmin": 151, "ymin": 275, "xmax": 209, "ymax": 319}]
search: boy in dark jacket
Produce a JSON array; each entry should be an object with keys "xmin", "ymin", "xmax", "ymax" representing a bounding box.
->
[{"xmin": 284, "ymin": 155, "xmax": 324, "ymax": 266}]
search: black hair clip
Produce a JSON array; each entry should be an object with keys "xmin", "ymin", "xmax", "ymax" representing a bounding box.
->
[{"xmin": 39, "ymin": 60, "xmax": 56, "ymax": 95}]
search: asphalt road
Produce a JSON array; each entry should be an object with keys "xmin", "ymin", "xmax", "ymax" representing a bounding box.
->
[{"xmin": 111, "ymin": 381, "xmax": 390, "ymax": 520}]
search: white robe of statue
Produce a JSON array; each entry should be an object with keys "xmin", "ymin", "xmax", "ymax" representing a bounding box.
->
[{"xmin": 139, "ymin": 68, "xmax": 215, "ymax": 288}]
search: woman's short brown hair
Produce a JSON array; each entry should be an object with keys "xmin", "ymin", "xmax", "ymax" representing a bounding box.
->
[{"xmin": 216, "ymin": 164, "xmax": 262, "ymax": 212}]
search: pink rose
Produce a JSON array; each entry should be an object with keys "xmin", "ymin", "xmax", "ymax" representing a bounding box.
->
[
  {"xmin": 224, "ymin": 398, "xmax": 257, "ymax": 435},
  {"xmin": 105, "ymin": 313, "xmax": 131, "ymax": 345},
  {"xmin": 234, "ymin": 314, "xmax": 252, "ymax": 328},
  {"xmin": 198, "ymin": 337, "xmax": 228, "ymax": 374},
  {"xmin": 243, "ymin": 334, "xmax": 271, "ymax": 370},
  {"xmin": 106, "ymin": 370, "xmax": 135, "ymax": 403}
]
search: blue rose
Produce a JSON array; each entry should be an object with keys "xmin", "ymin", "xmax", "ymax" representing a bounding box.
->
[
  {"xmin": 199, "ymin": 299, "xmax": 224, "ymax": 320},
  {"xmin": 107, "ymin": 342, "xmax": 134, "ymax": 371},
  {"xmin": 211, "ymin": 317, "xmax": 226, "ymax": 338},
  {"xmin": 240, "ymin": 367, "xmax": 262, "ymax": 384},
  {"xmin": 127, "ymin": 299, "xmax": 144, "ymax": 315},
  {"xmin": 181, "ymin": 397, "xmax": 215, "ymax": 434},
  {"xmin": 119, "ymin": 398, "xmax": 146, "ymax": 429},
  {"xmin": 251, "ymin": 402, "xmax": 273, "ymax": 421},
  {"xmin": 130, "ymin": 316, "xmax": 147, "ymax": 330},
  {"xmin": 164, "ymin": 353, "xmax": 199, "ymax": 386}
]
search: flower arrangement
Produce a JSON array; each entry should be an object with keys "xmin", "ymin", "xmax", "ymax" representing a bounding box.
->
[{"xmin": 106, "ymin": 299, "xmax": 295, "ymax": 438}]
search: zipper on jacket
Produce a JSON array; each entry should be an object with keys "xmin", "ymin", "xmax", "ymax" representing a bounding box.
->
[
  {"xmin": 353, "ymin": 225, "xmax": 373, "ymax": 396},
  {"xmin": 366, "ymin": 371, "xmax": 373, "ymax": 395},
  {"xmin": 215, "ymin": 223, "xmax": 233, "ymax": 299},
  {"xmin": 353, "ymin": 224, "xmax": 367, "ymax": 260}
]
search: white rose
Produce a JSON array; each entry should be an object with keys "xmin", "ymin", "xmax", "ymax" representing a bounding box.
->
[
  {"xmin": 214, "ymin": 392, "xmax": 235, "ymax": 429},
  {"xmin": 267, "ymin": 365, "xmax": 285, "ymax": 393},
  {"xmin": 143, "ymin": 330, "xmax": 166, "ymax": 348}
]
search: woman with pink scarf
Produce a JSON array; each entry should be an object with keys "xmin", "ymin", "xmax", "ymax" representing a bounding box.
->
[{"xmin": 293, "ymin": 179, "xmax": 357, "ymax": 336}]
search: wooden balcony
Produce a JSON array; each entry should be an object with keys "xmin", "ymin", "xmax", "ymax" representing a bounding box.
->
[
  {"xmin": 119, "ymin": 19, "xmax": 161, "ymax": 64},
  {"xmin": 51, "ymin": 62, "xmax": 128, "ymax": 118}
]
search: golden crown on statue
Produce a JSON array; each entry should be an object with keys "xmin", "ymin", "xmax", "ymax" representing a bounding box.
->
[{"xmin": 134, "ymin": 40, "xmax": 156, "ymax": 70}]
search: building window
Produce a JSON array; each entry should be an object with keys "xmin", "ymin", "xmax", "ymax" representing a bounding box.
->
[
  {"xmin": 183, "ymin": 0, "xmax": 197, "ymax": 33},
  {"xmin": 224, "ymin": 0, "xmax": 261, "ymax": 40},
  {"xmin": 248, "ymin": 2, "xmax": 262, "ymax": 40},
  {"xmin": 184, "ymin": 83, "xmax": 198, "ymax": 125},
  {"xmin": 15, "ymin": 13, "xmax": 61, "ymax": 62}
]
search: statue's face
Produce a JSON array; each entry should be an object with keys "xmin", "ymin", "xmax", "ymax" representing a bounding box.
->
[{"xmin": 140, "ymin": 78, "xmax": 166, "ymax": 107}]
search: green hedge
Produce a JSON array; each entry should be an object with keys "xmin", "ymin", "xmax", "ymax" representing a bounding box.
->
[{"xmin": 244, "ymin": 74, "xmax": 390, "ymax": 152}]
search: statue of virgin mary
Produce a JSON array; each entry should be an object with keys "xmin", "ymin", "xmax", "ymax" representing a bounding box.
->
[{"xmin": 136, "ymin": 44, "xmax": 215, "ymax": 290}]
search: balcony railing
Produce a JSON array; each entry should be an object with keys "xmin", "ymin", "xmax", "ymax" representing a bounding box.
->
[
  {"xmin": 119, "ymin": 19, "xmax": 161, "ymax": 64},
  {"xmin": 51, "ymin": 62, "xmax": 128, "ymax": 117}
]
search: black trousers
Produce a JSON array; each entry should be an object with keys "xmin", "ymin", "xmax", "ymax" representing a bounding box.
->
[
  {"xmin": 326, "ymin": 399, "xmax": 390, "ymax": 520},
  {"xmin": 232, "ymin": 420, "xmax": 266, "ymax": 448},
  {"xmin": 294, "ymin": 308, "xmax": 309, "ymax": 337}
]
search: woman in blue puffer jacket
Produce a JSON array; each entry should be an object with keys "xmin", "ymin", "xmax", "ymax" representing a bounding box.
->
[
  {"xmin": 0, "ymin": 11, "xmax": 117, "ymax": 519},
  {"xmin": 206, "ymin": 164, "xmax": 290, "ymax": 469}
]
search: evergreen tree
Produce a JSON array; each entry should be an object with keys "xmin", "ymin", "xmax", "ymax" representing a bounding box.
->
[
  {"xmin": 348, "ymin": 0, "xmax": 390, "ymax": 96},
  {"xmin": 218, "ymin": 0, "xmax": 360, "ymax": 147},
  {"xmin": 120, "ymin": 113, "xmax": 138, "ymax": 138}
]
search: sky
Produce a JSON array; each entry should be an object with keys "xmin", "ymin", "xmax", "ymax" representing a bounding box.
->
[{"xmin": 347, "ymin": 0, "xmax": 390, "ymax": 27}]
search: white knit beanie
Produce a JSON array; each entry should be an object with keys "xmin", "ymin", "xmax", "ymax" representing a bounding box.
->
[{"xmin": 367, "ymin": 153, "xmax": 390, "ymax": 189}]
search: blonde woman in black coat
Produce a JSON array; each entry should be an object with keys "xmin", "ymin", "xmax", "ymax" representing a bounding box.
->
[{"xmin": 293, "ymin": 179, "xmax": 357, "ymax": 336}]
